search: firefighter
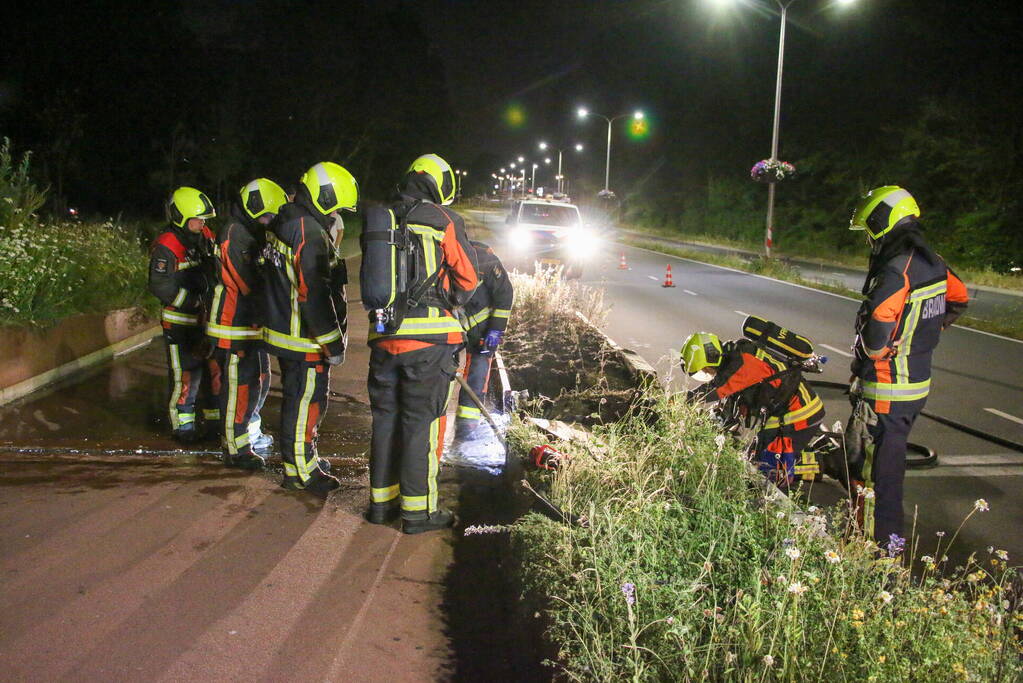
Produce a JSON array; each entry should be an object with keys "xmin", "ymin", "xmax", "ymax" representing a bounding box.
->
[
  {"xmin": 149, "ymin": 187, "xmax": 219, "ymax": 442},
  {"xmin": 681, "ymin": 331, "xmax": 825, "ymax": 488},
  {"xmin": 846, "ymin": 186, "xmax": 968, "ymax": 545},
  {"xmin": 207, "ymin": 178, "xmax": 287, "ymax": 468},
  {"xmin": 454, "ymin": 240, "xmax": 514, "ymax": 440},
  {"xmin": 263, "ymin": 162, "xmax": 356, "ymax": 495},
  {"xmin": 365, "ymin": 154, "xmax": 478, "ymax": 533}
]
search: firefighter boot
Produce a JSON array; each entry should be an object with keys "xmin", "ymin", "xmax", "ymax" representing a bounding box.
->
[
  {"xmin": 366, "ymin": 501, "xmax": 401, "ymax": 525},
  {"xmin": 402, "ymin": 509, "xmax": 457, "ymax": 535},
  {"xmin": 224, "ymin": 451, "xmax": 267, "ymax": 470}
]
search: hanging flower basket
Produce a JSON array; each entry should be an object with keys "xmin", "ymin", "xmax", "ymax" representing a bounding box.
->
[{"xmin": 750, "ymin": 159, "xmax": 796, "ymax": 183}]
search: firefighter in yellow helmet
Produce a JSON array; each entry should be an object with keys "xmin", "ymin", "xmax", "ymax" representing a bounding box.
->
[
  {"xmin": 207, "ymin": 178, "xmax": 287, "ymax": 468},
  {"xmin": 149, "ymin": 187, "xmax": 219, "ymax": 442},
  {"xmin": 362, "ymin": 153, "xmax": 478, "ymax": 533},
  {"xmin": 263, "ymin": 162, "xmax": 357, "ymax": 495},
  {"xmin": 846, "ymin": 186, "xmax": 968, "ymax": 546}
]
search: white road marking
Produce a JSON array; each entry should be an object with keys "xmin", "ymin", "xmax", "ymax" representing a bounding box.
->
[
  {"xmin": 683, "ymin": 289, "xmax": 698, "ymax": 296},
  {"xmin": 831, "ymin": 272, "xmax": 846, "ymax": 277},
  {"xmin": 985, "ymin": 408, "xmax": 1023, "ymax": 426},
  {"xmin": 647, "ymin": 275, "xmax": 659, "ymax": 281},
  {"xmin": 819, "ymin": 343, "xmax": 854, "ymax": 358},
  {"xmin": 734, "ymin": 310, "xmax": 748, "ymax": 317},
  {"xmin": 624, "ymin": 243, "xmax": 1023, "ymax": 345}
]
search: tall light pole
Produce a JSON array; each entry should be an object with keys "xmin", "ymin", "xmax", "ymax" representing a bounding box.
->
[
  {"xmin": 577, "ymin": 107, "xmax": 644, "ymax": 193},
  {"xmin": 712, "ymin": 0, "xmax": 856, "ymax": 257},
  {"xmin": 539, "ymin": 141, "xmax": 584, "ymax": 194}
]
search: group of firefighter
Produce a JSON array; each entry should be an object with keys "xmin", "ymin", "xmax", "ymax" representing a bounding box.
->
[
  {"xmin": 149, "ymin": 154, "xmax": 512, "ymax": 534},
  {"xmin": 151, "ymin": 165, "xmax": 967, "ymax": 545}
]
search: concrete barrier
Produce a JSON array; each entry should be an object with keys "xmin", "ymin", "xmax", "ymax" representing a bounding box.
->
[{"xmin": 0, "ymin": 308, "xmax": 159, "ymax": 406}]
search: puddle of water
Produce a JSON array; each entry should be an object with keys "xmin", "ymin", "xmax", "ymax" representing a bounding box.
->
[{"xmin": 442, "ymin": 414, "xmax": 510, "ymax": 476}]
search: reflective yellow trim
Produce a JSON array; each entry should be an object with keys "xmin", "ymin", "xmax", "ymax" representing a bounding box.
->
[
  {"xmin": 456, "ymin": 405, "xmax": 481, "ymax": 420},
  {"xmin": 177, "ymin": 259, "xmax": 200, "ymax": 271},
  {"xmin": 172, "ymin": 288, "xmax": 189, "ymax": 307},
  {"xmin": 401, "ymin": 495, "xmax": 428, "ymax": 511},
  {"xmin": 861, "ymin": 378, "xmax": 931, "ymax": 402},
  {"xmin": 283, "ymin": 461, "xmax": 298, "ymax": 476},
  {"xmin": 203, "ymin": 408, "xmax": 221, "ymax": 420},
  {"xmin": 208, "ymin": 322, "xmax": 261, "ymax": 340},
  {"xmin": 293, "ymin": 367, "xmax": 316, "ymax": 480},
  {"xmin": 408, "ymin": 223, "xmax": 445, "ymax": 240},
  {"xmin": 907, "ymin": 281, "xmax": 946, "ymax": 302},
  {"xmin": 372, "ymin": 484, "xmax": 400, "ymax": 503},
  {"xmin": 367, "ymin": 316, "xmax": 464, "ymax": 341},
  {"xmin": 764, "ymin": 394, "xmax": 824, "ymax": 429},
  {"xmin": 492, "ymin": 308, "xmax": 511, "ymax": 319},
  {"xmin": 263, "ymin": 327, "xmax": 321, "ymax": 353},
  {"xmin": 168, "ymin": 344, "xmax": 182, "ymax": 429},
  {"xmin": 225, "ymin": 354, "xmax": 240, "ymax": 454},
  {"xmin": 162, "ymin": 309, "xmax": 200, "ymax": 326},
  {"xmin": 315, "ymin": 329, "xmax": 342, "ymax": 345},
  {"xmin": 466, "ymin": 307, "xmax": 493, "ymax": 328}
]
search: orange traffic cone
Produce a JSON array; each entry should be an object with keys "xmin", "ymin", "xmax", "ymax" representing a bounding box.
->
[
  {"xmin": 662, "ymin": 263, "xmax": 676, "ymax": 287},
  {"xmin": 618, "ymin": 252, "xmax": 628, "ymax": 270}
]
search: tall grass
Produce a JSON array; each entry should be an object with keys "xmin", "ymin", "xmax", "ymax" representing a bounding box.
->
[{"xmin": 0, "ymin": 138, "xmax": 154, "ymax": 326}]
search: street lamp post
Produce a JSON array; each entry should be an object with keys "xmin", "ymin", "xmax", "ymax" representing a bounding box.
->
[
  {"xmin": 539, "ymin": 141, "xmax": 584, "ymax": 194},
  {"xmin": 577, "ymin": 108, "xmax": 644, "ymax": 193}
]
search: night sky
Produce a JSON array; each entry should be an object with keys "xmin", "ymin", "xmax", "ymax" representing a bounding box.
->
[{"xmin": 1, "ymin": 0, "xmax": 1019, "ymax": 218}]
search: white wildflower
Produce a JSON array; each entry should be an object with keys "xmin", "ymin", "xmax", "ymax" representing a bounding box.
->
[
  {"xmin": 825, "ymin": 550, "xmax": 841, "ymax": 564},
  {"xmin": 974, "ymin": 499, "xmax": 990, "ymax": 512},
  {"xmin": 785, "ymin": 547, "xmax": 801, "ymax": 560},
  {"xmin": 879, "ymin": 590, "xmax": 893, "ymax": 604},
  {"xmin": 788, "ymin": 581, "xmax": 808, "ymax": 595}
]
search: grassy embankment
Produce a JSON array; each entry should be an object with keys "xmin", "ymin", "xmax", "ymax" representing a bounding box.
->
[
  {"xmin": 621, "ymin": 230, "xmax": 1023, "ymax": 340},
  {"xmin": 508, "ymin": 273, "xmax": 1022, "ymax": 682}
]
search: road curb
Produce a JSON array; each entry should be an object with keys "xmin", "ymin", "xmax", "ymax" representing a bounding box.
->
[{"xmin": 573, "ymin": 310, "xmax": 658, "ymax": 386}]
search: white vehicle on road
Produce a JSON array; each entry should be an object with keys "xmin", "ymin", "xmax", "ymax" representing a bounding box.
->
[{"xmin": 504, "ymin": 199, "xmax": 600, "ymax": 278}]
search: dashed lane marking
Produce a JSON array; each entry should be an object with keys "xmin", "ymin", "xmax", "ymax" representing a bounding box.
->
[
  {"xmin": 819, "ymin": 343, "xmax": 854, "ymax": 358},
  {"xmin": 985, "ymin": 408, "xmax": 1023, "ymax": 426},
  {"xmin": 647, "ymin": 275, "xmax": 659, "ymax": 281},
  {"xmin": 734, "ymin": 310, "xmax": 748, "ymax": 317},
  {"xmin": 683, "ymin": 289, "xmax": 698, "ymax": 296}
]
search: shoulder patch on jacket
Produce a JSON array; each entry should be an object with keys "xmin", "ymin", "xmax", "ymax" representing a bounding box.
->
[{"xmin": 154, "ymin": 258, "xmax": 169, "ymax": 274}]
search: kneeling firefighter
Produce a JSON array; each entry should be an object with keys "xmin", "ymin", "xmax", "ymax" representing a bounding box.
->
[
  {"xmin": 207, "ymin": 178, "xmax": 287, "ymax": 468},
  {"xmin": 682, "ymin": 319, "xmax": 825, "ymax": 488},
  {"xmin": 846, "ymin": 186, "xmax": 968, "ymax": 544},
  {"xmin": 263, "ymin": 162, "xmax": 356, "ymax": 495},
  {"xmin": 149, "ymin": 187, "xmax": 220, "ymax": 442},
  {"xmin": 454, "ymin": 240, "xmax": 514, "ymax": 439},
  {"xmin": 360, "ymin": 154, "xmax": 479, "ymax": 533}
]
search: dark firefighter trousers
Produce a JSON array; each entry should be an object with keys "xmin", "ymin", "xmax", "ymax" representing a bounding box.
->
[
  {"xmin": 163, "ymin": 328, "xmax": 220, "ymax": 432},
  {"xmin": 455, "ymin": 349, "xmax": 493, "ymax": 426},
  {"xmin": 278, "ymin": 358, "xmax": 331, "ymax": 484},
  {"xmin": 213, "ymin": 347, "xmax": 271, "ymax": 455},
  {"xmin": 850, "ymin": 402, "xmax": 919, "ymax": 545},
  {"xmin": 368, "ymin": 344, "xmax": 458, "ymax": 519}
]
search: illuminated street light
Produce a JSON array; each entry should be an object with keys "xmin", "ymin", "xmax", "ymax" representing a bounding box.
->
[
  {"xmin": 536, "ymin": 140, "xmax": 584, "ymax": 194},
  {"xmin": 577, "ymin": 106, "xmax": 646, "ymax": 193},
  {"xmin": 517, "ymin": 156, "xmax": 524, "ymax": 163},
  {"xmin": 711, "ymin": 0, "xmax": 856, "ymax": 256}
]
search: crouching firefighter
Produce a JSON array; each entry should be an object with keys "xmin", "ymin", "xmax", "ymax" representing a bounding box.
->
[
  {"xmin": 263, "ymin": 162, "xmax": 357, "ymax": 495},
  {"xmin": 360, "ymin": 154, "xmax": 479, "ymax": 533},
  {"xmin": 149, "ymin": 187, "xmax": 219, "ymax": 442},
  {"xmin": 208, "ymin": 178, "xmax": 286, "ymax": 468},
  {"xmin": 845, "ymin": 186, "xmax": 968, "ymax": 545},
  {"xmin": 681, "ymin": 320, "xmax": 826, "ymax": 489},
  {"xmin": 454, "ymin": 240, "xmax": 514, "ymax": 440}
]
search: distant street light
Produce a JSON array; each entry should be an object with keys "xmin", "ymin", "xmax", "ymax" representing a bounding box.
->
[
  {"xmin": 538, "ymin": 140, "xmax": 585, "ymax": 194},
  {"xmin": 711, "ymin": 0, "xmax": 856, "ymax": 256},
  {"xmin": 577, "ymin": 107, "xmax": 645, "ymax": 193},
  {"xmin": 531, "ymin": 163, "xmax": 539, "ymax": 191}
]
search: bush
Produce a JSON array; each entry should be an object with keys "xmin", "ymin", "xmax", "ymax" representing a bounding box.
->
[{"xmin": 0, "ymin": 138, "xmax": 155, "ymax": 326}]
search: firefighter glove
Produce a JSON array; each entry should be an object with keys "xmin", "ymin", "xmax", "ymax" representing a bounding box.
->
[{"xmin": 481, "ymin": 329, "xmax": 504, "ymax": 353}]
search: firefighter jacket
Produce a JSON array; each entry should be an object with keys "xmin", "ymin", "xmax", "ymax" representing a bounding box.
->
[
  {"xmin": 368, "ymin": 192, "xmax": 478, "ymax": 347},
  {"xmin": 262, "ymin": 196, "xmax": 347, "ymax": 362},
  {"xmin": 852, "ymin": 223, "xmax": 968, "ymax": 414},
  {"xmin": 148, "ymin": 224, "xmax": 215, "ymax": 331},
  {"xmin": 692, "ymin": 339, "xmax": 824, "ymax": 433},
  {"xmin": 208, "ymin": 205, "xmax": 265, "ymax": 351},
  {"xmin": 463, "ymin": 241, "xmax": 514, "ymax": 349}
]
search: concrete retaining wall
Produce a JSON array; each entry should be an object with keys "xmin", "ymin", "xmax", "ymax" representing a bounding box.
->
[{"xmin": 0, "ymin": 308, "xmax": 159, "ymax": 405}]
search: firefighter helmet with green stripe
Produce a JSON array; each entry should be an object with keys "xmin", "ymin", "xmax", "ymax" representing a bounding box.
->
[
  {"xmin": 680, "ymin": 332, "xmax": 723, "ymax": 378},
  {"xmin": 167, "ymin": 186, "xmax": 216, "ymax": 228},
  {"xmin": 849, "ymin": 186, "xmax": 920, "ymax": 241},
  {"xmin": 408, "ymin": 154, "xmax": 456, "ymax": 205},
  {"xmin": 240, "ymin": 178, "xmax": 288, "ymax": 220},
  {"xmin": 299, "ymin": 162, "xmax": 359, "ymax": 215}
]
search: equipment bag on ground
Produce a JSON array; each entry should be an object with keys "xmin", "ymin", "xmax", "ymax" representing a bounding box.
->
[{"xmin": 741, "ymin": 315, "xmax": 814, "ymax": 364}]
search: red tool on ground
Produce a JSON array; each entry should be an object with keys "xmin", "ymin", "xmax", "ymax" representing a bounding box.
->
[
  {"xmin": 530, "ymin": 444, "xmax": 568, "ymax": 470},
  {"xmin": 662, "ymin": 263, "xmax": 676, "ymax": 287},
  {"xmin": 618, "ymin": 253, "xmax": 628, "ymax": 270}
]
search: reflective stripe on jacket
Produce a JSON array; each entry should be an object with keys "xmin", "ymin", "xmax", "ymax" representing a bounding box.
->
[
  {"xmin": 208, "ymin": 215, "xmax": 264, "ymax": 350},
  {"xmin": 463, "ymin": 240, "xmax": 514, "ymax": 348},
  {"xmin": 148, "ymin": 226, "xmax": 213, "ymax": 331}
]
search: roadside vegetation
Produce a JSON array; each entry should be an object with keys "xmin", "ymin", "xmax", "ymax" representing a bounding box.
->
[
  {"xmin": 0, "ymin": 139, "xmax": 156, "ymax": 327},
  {"xmin": 507, "ymin": 273, "xmax": 1022, "ymax": 681}
]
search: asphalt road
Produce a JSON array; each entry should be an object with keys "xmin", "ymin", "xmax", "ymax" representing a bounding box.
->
[{"xmin": 475, "ymin": 210, "xmax": 1023, "ymax": 564}]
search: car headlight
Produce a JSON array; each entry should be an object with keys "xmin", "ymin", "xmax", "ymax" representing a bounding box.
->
[
  {"xmin": 509, "ymin": 227, "xmax": 534, "ymax": 251},
  {"xmin": 561, "ymin": 228, "xmax": 599, "ymax": 259}
]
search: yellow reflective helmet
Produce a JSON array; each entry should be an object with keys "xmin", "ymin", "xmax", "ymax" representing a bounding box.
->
[
  {"xmin": 408, "ymin": 153, "xmax": 456, "ymax": 205},
  {"xmin": 680, "ymin": 332, "xmax": 723, "ymax": 377},
  {"xmin": 167, "ymin": 186, "xmax": 216, "ymax": 228},
  {"xmin": 299, "ymin": 162, "xmax": 359, "ymax": 215},
  {"xmin": 849, "ymin": 185, "xmax": 920, "ymax": 241},
  {"xmin": 239, "ymin": 178, "xmax": 288, "ymax": 220}
]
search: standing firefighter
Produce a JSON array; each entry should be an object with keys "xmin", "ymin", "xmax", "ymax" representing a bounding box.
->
[
  {"xmin": 682, "ymin": 326, "xmax": 825, "ymax": 489},
  {"xmin": 360, "ymin": 154, "xmax": 478, "ymax": 533},
  {"xmin": 847, "ymin": 186, "xmax": 968, "ymax": 544},
  {"xmin": 149, "ymin": 187, "xmax": 219, "ymax": 442},
  {"xmin": 207, "ymin": 178, "xmax": 286, "ymax": 468},
  {"xmin": 263, "ymin": 162, "xmax": 356, "ymax": 495},
  {"xmin": 454, "ymin": 240, "xmax": 514, "ymax": 439}
]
